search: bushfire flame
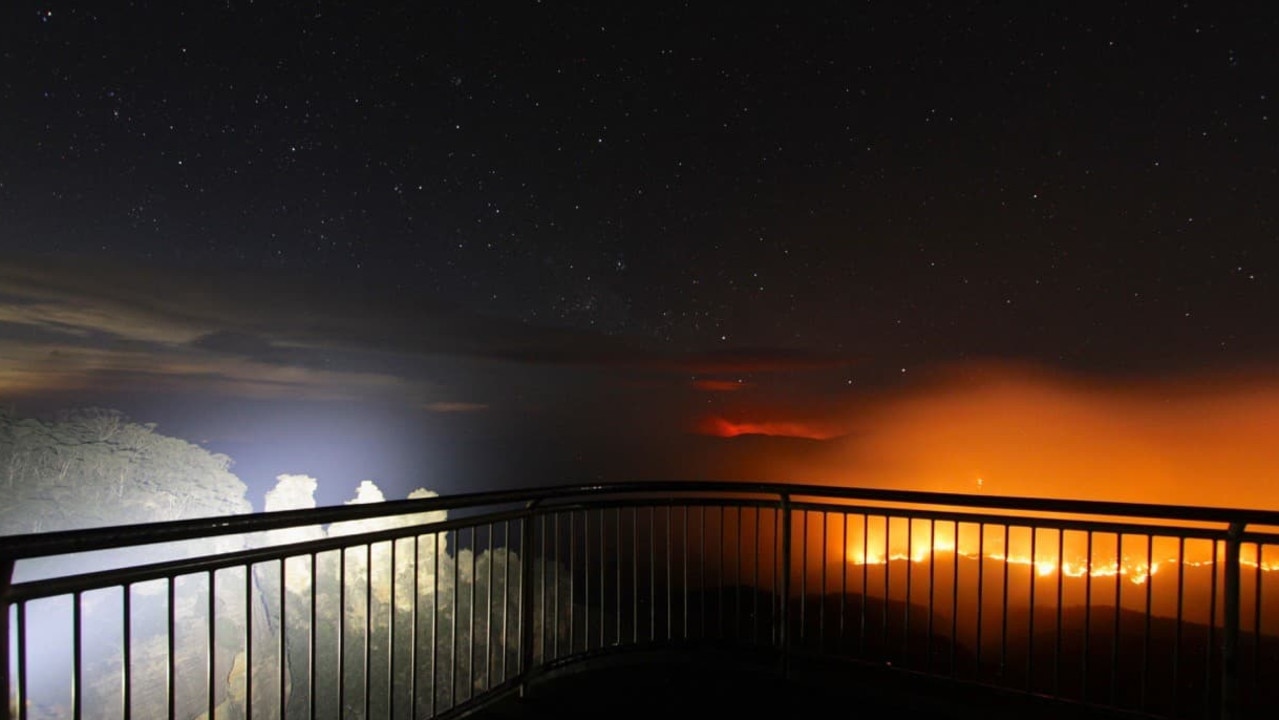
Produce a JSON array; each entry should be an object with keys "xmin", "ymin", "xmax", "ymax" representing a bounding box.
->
[
  {"xmin": 699, "ymin": 362, "xmax": 1279, "ymax": 621},
  {"xmin": 845, "ymin": 546, "xmax": 1279, "ymax": 582},
  {"xmin": 764, "ymin": 362, "xmax": 1279, "ymax": 511},
  {"xmin": 835, "ymin": 519, "xmax": 1279, "ymax": 586}
]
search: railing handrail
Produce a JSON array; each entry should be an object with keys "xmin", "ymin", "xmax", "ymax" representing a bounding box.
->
[
  {"xmin": 1, "ymin": 479, "xmax": 1270, "ymax": 719},
  {"xmin": 4, "ymin": 479, "xmax": 1279, "ymax": 561},
  {"xmin": 2, "ymin": 506, "xmax": 535, "ymax": 604}
]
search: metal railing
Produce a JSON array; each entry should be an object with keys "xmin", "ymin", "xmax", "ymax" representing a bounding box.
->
[{"xmin": 2, "ymin": 481, "xmax": 1277, "ymax": 719}]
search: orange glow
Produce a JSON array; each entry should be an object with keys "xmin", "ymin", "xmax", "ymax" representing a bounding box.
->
[
  {"xmin": 821, "ymin": 512, "xmax": 1279, "ymax": 601},
  {"xmin": 840, "ymin": 531, "xmax": 1279, "ymax": 585},
  {"xmin": 713, "ymin": 362, "xmax": 1279, "ymax": 600},
  {"xmin": 769, "ymin": 362, "xmax": 1279, "ymax": 510}
]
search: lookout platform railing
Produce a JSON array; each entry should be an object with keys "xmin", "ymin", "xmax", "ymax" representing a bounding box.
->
[{"xmin": 2, "ymin": 481, "xmax": 1278, "ymax": 719}]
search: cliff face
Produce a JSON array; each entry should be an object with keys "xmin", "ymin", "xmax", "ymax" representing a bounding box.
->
[
  {"xmin": 0, "ymin": 407, "xmax": 252, "ymax": 536},
  {"xmin": 0, "ymin": 407, "xmax": 257, "ymax": 719}
]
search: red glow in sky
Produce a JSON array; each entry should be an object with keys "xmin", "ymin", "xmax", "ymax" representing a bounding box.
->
[
  {"xmin": 700, "ymin": 415, "xmax": 839, "ymax": 440},
  {"xmin": 692, "ymin": 379, "xmax": 747, "ymax": 392}
]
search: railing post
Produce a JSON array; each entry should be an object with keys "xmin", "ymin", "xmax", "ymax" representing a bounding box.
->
[
  {"xmin": 1221, "ymin": 522, "xmax": 1244, "ymax": 720},
  {"xmin": 1, "ymin": 556, "xmax": 12, "ymax": 720},
  {"xmin": 778, "ymin": 493, "xmax": 792, "ymax": 679},
  {"xmin": 519, "ymin": 501, "xmax": 539, "ymax": 698}
]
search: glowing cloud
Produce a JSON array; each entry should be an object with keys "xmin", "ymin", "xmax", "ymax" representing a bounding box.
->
[{"xmin": 699, "ymin": 415, "xmax": 841, "ymax": 440}]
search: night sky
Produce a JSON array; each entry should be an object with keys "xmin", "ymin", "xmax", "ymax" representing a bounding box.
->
[{"xmin": 3, "ymin": 3, "xmax": 1278, "ymax": 507}]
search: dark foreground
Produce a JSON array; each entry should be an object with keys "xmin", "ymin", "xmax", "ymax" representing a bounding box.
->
[{"xmin": 465, "ymin": 647, "xmax": 1142, "ymax": 720}]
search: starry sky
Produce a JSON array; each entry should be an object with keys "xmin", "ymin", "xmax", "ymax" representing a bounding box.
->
[{"xmin": 3, "ymin": 2, "xmax": 1278, "ymax": 507}]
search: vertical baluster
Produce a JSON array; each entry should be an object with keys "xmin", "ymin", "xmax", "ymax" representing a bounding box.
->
[
  {"xmin": 756, "ymin": 507, "xmax": 763, "ymax": 647},
  {"xmin": 650, "ymin": 506, "xmax": 656, "ymax": 642},
  {"xmin": 927, "ymin": 518, "xmax": 935, "ymax": 673},
  {"xmin": 540, "ymin": 514, "xmax": 548, "ymax": 663},
  {"xmin": 166, "ymin": 579, "xmax": 178, "ymax": 717},
  {"xmin": 310, "ymin": 555, "xmax": 319, "ymax": 719},
  {"xmin": 1055, "ymin": 530, "xmax": 1064, "ymax": 697},
  {"xmin": 73, "ymin": 591, "xmax": 82, "ymax": 720},
  {"xmin": 600, "ymin": 510, "xmax": 607, "ymax": 650},
  {"xmin": 700, "ymin": 506, "xmax": 706, "ymax": 639},
  {"xmin": 951, "ymin": 521, "xmax": 959, "ymax": 677},
  {"xmin": 365, "ymin": 543, "xmax": 373, "ymax": 717},
  {"xmin": 1222, "ymin": 523, "xmax": 1244, "ymax": 720},
  {"xmin": 552, "ymin": 514, "xmax": 560, "ymax": 660},
  {"xmin": 207, "ymin": 572, "xmax": 214, "ymax": 720},
  {"xmin": 568, "ymin": 513, "xmax": 575, "ymax": 655},
  {"xmin": 280, "ymin": 560, "xmax": 288, "ymax": 720},
  {"xmin": 976, "ymin": 523, "xmax": 985, "ymax": 678},
  {"xmin": 720, "ymin": 506, "xmax": 727, "ymax": 640},
  {"xmin": 388, "ymin": 542, "xmax": 396, "ymax": 710},
  {"xmin": 432, "ymin": 533, "xmax": 440, "ymax": 715},
  {"xmin": 1082, "ymin": 531, "xmax": 1092, "ymax": 702},
  {"xmin": 16, "ymin": 601, "xmax": 27, "ymax": 720},
  {"xmin": 455, "ymin": 532, "xmax": 465, "ymax": 705},
  {"xmin": 1028, "ymin": 527, "xmax": 1037, "ymax": 692},
  {"xmin": 469, "ymin": 528, "xmax": 477, "ymax": 700},
  {"xmin": 667, "ymin": 506, "xmax": 673, "ymax": 642},
  {"xmin": 1111, "ymin": 533, "xmax": 1122, "ymax": 707},
  {"xmin": 501, "ymin": 521, "xmax": 510, "ymax": 684},
  {"xmin": 860, "ymin": 514, "xmax": 869, "ymax": 658},
  {"xmin": 247, "ymin": 563, "xmax": 255, "ymax": 720},
  {"xmin": 632, "ymin": 507, "xmax": 639, "ymax": 644},
  {"xmin": 1172, "ymin": 536, "xmax": 1184, "ymax": 713},
  {"xmin": 581, "ymin": 512, "xmax": 588, "ymax": 653},
  {"xmin": 839, "ymin": 512, "xmax": 847, "ymax": 654},
  {"xmin": 1, "ymin": 563, "xmax": 14, "ymax": 720},
  {"xmin": 882, "ymin": 515, "xmax": 889, "ymax": 660},
  {"xmin": 410, "ymin": 539, "xmax": 419, "ymax": 718},
  {"xmin": 819, "ymin": 511, "xmax": 826, "ymax": 653},
  {"xmin": 1142, "ymin": 534, "xmax": 1153, "ymax": 712},
  {"xmin": 1206, "ymin": 537, "xmax": 1219, "ymax": 715},
  {"xmin": 616, "ymin": 507, "xmax": 622, "ymax": 645},
  {"xmin": 799, "ymin": 510, "xmax": 807, "ymax": 648},
  {"xmin": 736, "ymin": 506, "xmax": 744, "ymax": 644},
  {"xmin": 773, "ymin": 507, "xmax": 780, "ymax": 647},
  {"xmin": 779, "ymin": 494, "xmax": 792, "ymax": 678},
  {"xmin": 1000, "ymin": 524, "xmax": 1009, "ymax": 682},
  {"xmin": 1253, "ymin": 542, "xmax": 1263, "ymax": 707},
  {"xmin": 518, "ymin": 514, "xmax": 535, "ymax": 699},
  {"xmin": 683, "ymin": 506, "xmax": 689, "ymax": 642},
  {"xmin": 905, "ymin": 517, "xmax": 913, "ymax": 663},
  {"xmin": 486, "ymin": 524, "xmax": 494, "ymax": 689}
]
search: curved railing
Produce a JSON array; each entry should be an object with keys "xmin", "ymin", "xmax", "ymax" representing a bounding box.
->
[{"xmin": 2, "ymin": 481, "xmax": 1278, "ymax": 719}]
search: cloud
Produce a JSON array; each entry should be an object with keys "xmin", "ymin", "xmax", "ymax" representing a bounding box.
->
[
  {"xmin": 189, "ymin": 330, "xmax": 279, "ymax": 356},
  {"xmin": 0, "ymin": 255, "xmax": 858, "ymax": 413},
  {"xmin": 0, "ymin": 259, "xmax": 222, "ymax": 344},
  {"xmin": 0, "ymin": 256, "xmax": 456, "ymax": 402}
]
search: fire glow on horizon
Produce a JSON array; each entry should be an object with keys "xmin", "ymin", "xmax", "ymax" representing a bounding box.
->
[
  {"xmin": 696, "ymin": 364, "xmax": 1279, "ymax": 511},
  {"xmin": 834, "ymin": 518, "xmax": 1279, "ymax": 586},
  {"xmin": 844, "ymin": 545, "xmax": 1279, "ymax": 585}
]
